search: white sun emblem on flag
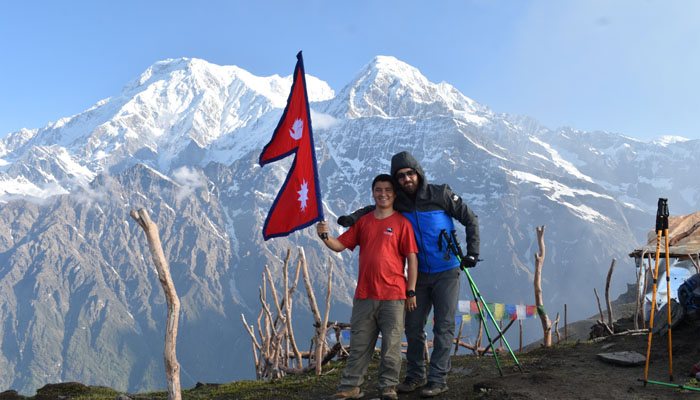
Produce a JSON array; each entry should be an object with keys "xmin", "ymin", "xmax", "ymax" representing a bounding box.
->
[
  {"xmin": 297, "ymin": 180, "xmax": 309, "ymax": 211},
  {"xmin": 289, "ymin": 118, "xmax": 304, "ymax": 140}
]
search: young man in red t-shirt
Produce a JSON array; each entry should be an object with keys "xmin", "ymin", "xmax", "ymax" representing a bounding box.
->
[{"xmin": 317, "ymin": 174, "xmax": 418, "ymax": 400}]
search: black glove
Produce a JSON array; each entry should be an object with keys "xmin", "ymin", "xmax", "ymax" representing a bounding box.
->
[
  {"xmin": 461, "ymin": 254, "xmax": 478, "ymax": 269},
  {"xmin": 337, "ymin": 215, "xmax": 353, "ymax": 227}
]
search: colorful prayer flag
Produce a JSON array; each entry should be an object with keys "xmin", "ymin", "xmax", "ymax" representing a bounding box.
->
[
  {"xmin": 458, "ymin": 300, "xmax": 469, "ymax": 313},
  {"xmin": 505, "ymin": 304, "xmax": 517, "ymax": 320},
  {"xmin": 494, "ymin": 303, "xmax": 505, "ymax": 321},
  {"xmin": 470, "ymin": 301, "xmax": 479, "ymax": 314},
  {"xmin": 526, "ymin": 305, "xmax": 536, "ymax": 318},
  {"xmin": 457, "ymin": 300, "xmax": 538, "ymax": 321}
]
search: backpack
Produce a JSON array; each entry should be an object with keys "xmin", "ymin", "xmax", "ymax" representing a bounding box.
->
[{"xmin": 678, "ymin": 273, "xmax": 700, "ymax": 322}]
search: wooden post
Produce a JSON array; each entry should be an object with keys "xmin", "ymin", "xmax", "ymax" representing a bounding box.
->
[
  {"xmin": 498, "ymin": 320, "xmax": 504, "ymax": 350},
  {"xmin": 564, "ymin": 304, "xmax": 568, "ymax": 341},
  {"xmin": 594, "ymin": 288, "xmax": 605, "ymax": 322},
  {"xmin": 261, "ymin": 275, "xmax": 271, "ymax": 358},
  {"xmin": 533, "ymin": 225, "xmax": 552, "ymax": 347},
  {"xmin": 241, "ymin": 314, "xmax": 262, "ymax": 378},
  {"xmin": 605, "ymin": 259, "xmax": 616, "ymax": 331},
  {"xmin": 634, "ymin": 254, "xmax": 644, "ymax": 330},
  {"xmin": 594, "ymin": 288, "xmax": 613, "ymax": 335},
  {"xmin": 518, "ymin": 320, "xmax": 523, "ymax": 353},
  {"xmin": 130, "ymin": 209, "xmax": 181, "ymax": 400},
  {"xmin": 316, "ymin": 258, "xmax": 333, "ymax": 376},
  {"xmin": 480, "ymin": 319, "xmax": 515, "ymax": 355},
  {"xmin": 643, "ymin": 253, "xmax": 654, "ymax": 329},
  {"xmin": 454, "ymin": 318, "xmax": 464, "ymax": 355},
  {"xmin": 687, "ymin": 253, "xmax": 700, "ymax": 274},
  {"xmin": 299, "ymin": 248, "xmax": 330, "ymax": 375},
  {"xmin": 282, "ymin": 250, "xmax": 303, "ymax": 369},
  {"xmin": 475, "ymin": 319, "xmax": 483, "ymax": 354}
]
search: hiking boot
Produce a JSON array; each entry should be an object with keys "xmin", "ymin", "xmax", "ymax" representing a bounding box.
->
[
  {"xmin": 420, "ymin": 382, "xmax": 448, "ymax": 397},
  {"xmin": 396, "ymin": 377, "xmax": 427, "ymax": 393},
  {"xmin": 331, "ymin": 386, "xmax": 364, "ymax": 399},
  {"xmin": 380, "ymin": 386, "xmax": 398, "ymax": 400}
]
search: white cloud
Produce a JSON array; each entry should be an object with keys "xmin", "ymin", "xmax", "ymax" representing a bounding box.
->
[
  {"xmin": 71, "ymin": 174, "xmax": 120, "ymax": 206},
  {"xmin": 310, "ymin": 109, "xmax": 340, "ymax": 130},
  {"xmin": 172, "ymin": 166, "xmax": 205, "ymax": 202}
]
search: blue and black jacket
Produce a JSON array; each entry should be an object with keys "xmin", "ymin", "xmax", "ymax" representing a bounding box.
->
[{"xmin": 345, "ymin": 151, "xmax": 480, "ymax": 274}]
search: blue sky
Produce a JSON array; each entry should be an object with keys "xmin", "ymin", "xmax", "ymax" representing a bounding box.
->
[{"xmin": 1, "ymin": 1, "xmax": 699, "ymax": 140}]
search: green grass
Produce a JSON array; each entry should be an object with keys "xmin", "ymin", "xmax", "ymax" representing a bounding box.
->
[
  {"xmin": 3, "ymin": 345, "xmax": 565, "ymax": 399},
  {"xmin": 16, "ymin": 361, "xmax": 348, "ymax": 400}
]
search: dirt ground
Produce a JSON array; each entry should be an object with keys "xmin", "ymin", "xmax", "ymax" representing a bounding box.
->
[
  {"xmin": 332, "ymin": 318, "xmax": 700, "ymax": 400},
  {"xmin": 6, "ymin": 308, "xmax": 698, "ymax": 400}
]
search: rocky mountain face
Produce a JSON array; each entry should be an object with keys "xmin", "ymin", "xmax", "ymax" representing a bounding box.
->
[{"xmin": 0, "ymin": 55, "xmax": 698, "ymax": 394}]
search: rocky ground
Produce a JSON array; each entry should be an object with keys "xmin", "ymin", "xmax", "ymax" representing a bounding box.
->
[{"xmin": 1, "ymin": 312, "xmax": 699, "ymax": 399}]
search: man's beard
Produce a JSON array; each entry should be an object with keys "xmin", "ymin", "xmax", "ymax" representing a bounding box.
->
[{"xmin": 401, "ymin": 182, "xmax": 417, "ymax": 195}]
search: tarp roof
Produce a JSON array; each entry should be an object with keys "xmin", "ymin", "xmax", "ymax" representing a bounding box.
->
[{"xmin": 629, "ymin": 211, "xmax": 700, "ymax": 258}]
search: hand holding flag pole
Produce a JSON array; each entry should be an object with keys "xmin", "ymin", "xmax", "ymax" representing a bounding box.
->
[
  {"xmin": 259, "ymin": 52, "xmax": 325, "ymax": 240},
  {"xmin": 316, "ymin": 220, "xmax": 329, "ymax": 240}
]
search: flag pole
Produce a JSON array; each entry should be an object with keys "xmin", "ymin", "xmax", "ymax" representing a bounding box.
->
[
  {"xmin": 296, "ymin": 51, "xmax": 326, "ymax": 239},
  {"xmin": 296, "ymin": 51, "xmax": 324, "ymax": 219}
]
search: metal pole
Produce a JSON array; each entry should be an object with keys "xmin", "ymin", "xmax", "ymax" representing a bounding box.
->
[
  {"xmin": 466, "ymin": 271, "xmax": 503, "ymax": 375},
  {"xmin": 643, "ymin": 223, "xmax": 663, "ymax": 383},
  {"xmin": 465, "ymin": 267, "xmax": 522, "ymax": 372},
  {"xmin": 658, "ymin": 198, "xmax": 673, "ymax": 381},
  {"xmin": 640, "ymin": 379, "xmax": 700, "ymax": 392},
  {"xmin": 643, "ymin": 198, "xmax": 675, "ymax": 385},
  {"xmin": 663, "ymin": 234, "xmax": 674, "ymax": 380}
]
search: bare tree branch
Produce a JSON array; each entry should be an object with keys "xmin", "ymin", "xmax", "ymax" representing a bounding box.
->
[
  {"xmin": 605, "ymin": 258, "xmax": 616, "ymax": 330},
  {"xmin": 533, "ymin": 225, "xmax": 552, "ymax": 347},
  {"xmin": 130, "ymin": 209, "xmax": 181, "ymax": 400},
  {"xmin": 282, "ymin": 250, "xmax": 303, "ymax": 369},
  {"xmin": 300, "ymin": 248, "xmax": 322, "ymax": 323},
  {"xmin": 315, "ymin": 258, "xmax": 333, "ymax": 375}
]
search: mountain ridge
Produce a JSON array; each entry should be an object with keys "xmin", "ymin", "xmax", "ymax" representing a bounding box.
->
[{"xmin": 0, "ymin": 55, "xmax": 698, "ymax": 394}]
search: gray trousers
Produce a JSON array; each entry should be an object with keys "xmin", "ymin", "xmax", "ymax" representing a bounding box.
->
[
  {"xmin": 339, "ymin": 299, "xmax": 405, "ymax": 390},
  {"xmin": 404, "ymin": 268, "xmax": 460, "ymax": 385}
]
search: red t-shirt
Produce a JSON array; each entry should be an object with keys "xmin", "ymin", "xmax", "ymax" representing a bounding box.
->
[{"xmin": 338, "ymin": 211, "xmax": 418, "ymax": 300}]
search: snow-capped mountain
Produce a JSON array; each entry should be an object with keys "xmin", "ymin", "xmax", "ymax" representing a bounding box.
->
[
  {"xmin": 0, "ymin": 56, "xmax": 698, "ymax": 394},
  {"xmin": 0, "ymin": 58, "xmax": 334, "ymax": 191}
]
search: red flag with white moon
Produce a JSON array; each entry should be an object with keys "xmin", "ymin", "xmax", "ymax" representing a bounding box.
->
[{"xmin": 259, "ymin": 52, "xmax": 324, "ymax": 240}]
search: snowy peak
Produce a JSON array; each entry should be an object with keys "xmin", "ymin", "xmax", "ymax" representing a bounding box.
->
[
  {"xmin": 329, "ymin": 55, "xmax": 488, "ymax": 123},
  {"xmin": 0, "ymin": 58, "xmax": 335, "ymax": 181},
  {"xmin": 651, "ymin": 135, "xmax": 690, "ymax": 147},
  {"xmin": 0, "ymin": 128, "xmax": 38, "ymax": 158},
  {"xmin": 365, "ymin": 55, "xmax": 431, "ymax": 87},
  {"xmin": 127, "ymin": 57, "xmax": 334, "ymax": 108},
  {"xmin": 114, "ymin": 57, "xmax": 333, "ymax": 149}
]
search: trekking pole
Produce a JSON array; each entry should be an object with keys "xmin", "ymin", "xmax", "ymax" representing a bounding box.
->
[
  {"xmin": 438, "ymin": 230, "xmax": 502, "ymax": 375},
  {"xmin": 439, "ymin": 230, "xmax": 523, "ymax": 375},
  {"xmin": 660, "ymin": 199, "xmax": 673, "ymax": 382},
  {"xmin": 449, "ymin": 230, "xmax": 523, "ymax": 373},
  {"xmin": 636, "ymin": 378, "xmax": 700, "ymax": 392},
  {"xmin": 643, "ymin": 198, "xmax": 673, "ymax": 385}
]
